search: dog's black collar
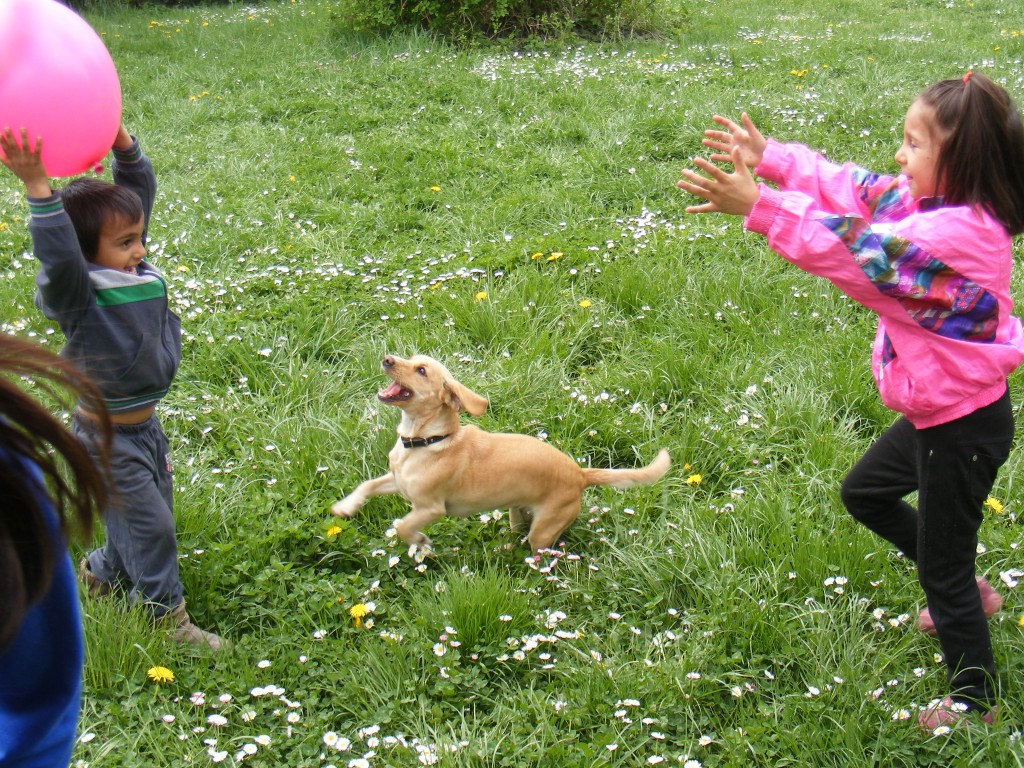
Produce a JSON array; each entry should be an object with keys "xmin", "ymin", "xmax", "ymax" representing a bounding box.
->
[{"xmin": 401, "ymin": 434, "xmax": 449, "ymax": 449}]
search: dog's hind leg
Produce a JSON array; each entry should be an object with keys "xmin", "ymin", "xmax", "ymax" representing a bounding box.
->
[
  {"xmin": 331, "ymin": 473, "xmax": 398, "ymax": 518},
  {"xmin": 527, "ymin": 501, "xmax": 580, "ymax": 555},
  {"xmin": 508, "ymin": 506, "xmax": 531, "ymax": 534}
]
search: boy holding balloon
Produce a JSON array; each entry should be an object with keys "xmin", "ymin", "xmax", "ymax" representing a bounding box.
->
[{"xmin": 0, "ymin": 125, "xmax": 229, "ymax": 652}]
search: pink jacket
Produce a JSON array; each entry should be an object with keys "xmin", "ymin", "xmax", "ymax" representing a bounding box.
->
[{"xmin": 745, "ymin": 139, "xmax": 1024, "ymax": 428}]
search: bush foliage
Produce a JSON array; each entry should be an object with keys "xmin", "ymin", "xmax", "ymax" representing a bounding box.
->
[
  {"xmin": 64, "ymin": 0, "xmax": 683, "ymax": 42},
  {"xmin": 333, "ymin": 0, "xmax": 684, "ymax": 42}
]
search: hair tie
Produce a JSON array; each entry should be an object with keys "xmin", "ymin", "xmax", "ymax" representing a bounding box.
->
[{"xmin": 962, "ymin": 71, "xmax": 973, "ymax": 84}]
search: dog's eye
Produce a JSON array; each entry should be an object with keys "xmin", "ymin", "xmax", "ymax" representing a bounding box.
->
[{"xmin": 416, "ymin": 366, "xmax": 427, "ymax": 376}]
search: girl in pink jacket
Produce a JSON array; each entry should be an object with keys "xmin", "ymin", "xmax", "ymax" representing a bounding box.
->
[{"xmin": 679, "ymin": 72, "xmax": 1024, "ymax": 730}]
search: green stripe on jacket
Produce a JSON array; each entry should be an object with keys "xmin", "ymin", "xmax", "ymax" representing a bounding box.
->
[{"xmin": 94, "ymin": 280, "xmax": 166, "ymax": 306}]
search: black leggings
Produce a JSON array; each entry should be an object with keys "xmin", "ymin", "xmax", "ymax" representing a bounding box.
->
[{"xmin": 840, "ymin": 388, "xmax": 1013, "ymax": 707}]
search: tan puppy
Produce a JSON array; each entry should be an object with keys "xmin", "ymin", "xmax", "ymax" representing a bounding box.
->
[{"xmin": 332, "ymin": 354, "xmax": 671, "ymax": 554}]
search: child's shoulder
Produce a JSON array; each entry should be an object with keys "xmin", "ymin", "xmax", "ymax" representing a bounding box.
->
[
  {"xmin": 916, "ymin": 200, "xmax": 1005, "ymax": 234},
  {"xmin": 900, "ymin": 203, "xmax": 1011, "ymax": 272}
]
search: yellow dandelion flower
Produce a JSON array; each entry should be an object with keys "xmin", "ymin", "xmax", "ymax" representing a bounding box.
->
[
  {"xmin": 326, "ymin": 525, "xmax": 342, "ymax": 537},
  {"xmin": 289, "ymin": 175, "xmax": 296, "ymax": 183},
  {"xmin": 349, "ymin": 603, "xmax": 368, "ymax": 627},
  {"xmin": 790, "ymin": 68, "xmax": 808, "ymax": 77},
  {"xmin": 578, "ymin": 299, "xmax": 592, "ymax": 308},
  {"xmin": 147, "ymin": 666, "xmax": 174, "ymax": 684},
  {"xmin": 0, "ymin": 222, "xmax": 9, "ymax": 231},
  {"xmin": 683, "ymin": 463, "xmax": 691, "ymax": 471},
  {"xmin": 547, "ymin": 252, "xmax": 563, "ymax": 262},
  {"xmin": 475, "ymin": 291, "xmax": 488, "ymax": 302},
  {"xmin": 430, "ymin": 185, "xmax": 441, "ymax": 192},
  {"xmin": 686, "ymin": 473, "xmax": 702, "ymax": 486},
  {"xmin": 176, "ymin": 265, "xmax": 189, "ymax": 273},
  {"xmin": 1019, "ymin": 613, "xmax": 1024, "ymax": 628},
  {"xmin": 984, "ymin": 497, "xmax": 1004, "ymax": 514},
  {"xmin": 531, "ymin": 252, "xmax": 544, "ymax": 260}
]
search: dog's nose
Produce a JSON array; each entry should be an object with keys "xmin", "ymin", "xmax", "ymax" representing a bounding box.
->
[{"xmin": 382, "ymin": 355, "xmax": 395, "ymax": 369}]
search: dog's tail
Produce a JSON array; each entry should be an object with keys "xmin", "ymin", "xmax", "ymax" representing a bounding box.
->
[{"xmin": 582, "ymin": 448, "xmax": 671, "ymax": 489}]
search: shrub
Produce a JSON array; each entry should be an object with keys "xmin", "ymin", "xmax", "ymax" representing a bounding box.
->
[
  {"xmin": 64, "ymin": 0, "xmax": 236, "ymax": 8},
  {"xmin": 63, "ymin": 0, "xmax": 684, "ymax": 41},
  {"xmin": 333, "ymin": 0, "xmax": 685, "ymax": 43}
]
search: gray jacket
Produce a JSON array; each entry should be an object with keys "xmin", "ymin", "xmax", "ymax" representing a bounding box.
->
[{"xmin": 28, "ymin": 140, "xmax": 181, "ymax": 414}]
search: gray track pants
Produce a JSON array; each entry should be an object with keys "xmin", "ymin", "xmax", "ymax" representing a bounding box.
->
[{"xmin": 75, "ymin": 413, "xmax": 183, "ymax": 617}]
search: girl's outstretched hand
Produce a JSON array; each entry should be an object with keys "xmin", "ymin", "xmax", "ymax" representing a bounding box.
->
[
  {"xmin": 677, "ymin": 145, "xmax": 760, "ymax": 217},
  {"xmin": 702, "ymin": 113, "xmax": 767, "ymax": 168},
  {"xmin": 0, "ymin": 127, "xmax": 50, "ymax": 198}
]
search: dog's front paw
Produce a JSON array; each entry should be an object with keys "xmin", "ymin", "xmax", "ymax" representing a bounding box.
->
[
  {"xmin": 407, "ymin": 540, "xmax": 434, "ymax": 562},
  {"xmin": 331, "ymin": 497, "xmax": 359, "ymax": 517}
]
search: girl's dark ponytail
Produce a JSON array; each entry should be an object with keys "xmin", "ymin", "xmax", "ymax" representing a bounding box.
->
[
  {"xmin": 0, "ymin": 334, "xmax": 110, "ymax": 650},
  {"xmin": 921, "ymin": 72, "xmax": 1024, "ymax": 235}
]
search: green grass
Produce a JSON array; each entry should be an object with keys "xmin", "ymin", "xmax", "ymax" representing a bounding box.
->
[{"xmin": 3, "ymin": 0, "xmax": 1024, "ymax": 765}]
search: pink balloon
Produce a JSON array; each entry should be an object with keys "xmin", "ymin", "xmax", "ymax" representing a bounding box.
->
[{"xmin": 0, "ymin": 0, "xmax": 122, "ymax": 177}]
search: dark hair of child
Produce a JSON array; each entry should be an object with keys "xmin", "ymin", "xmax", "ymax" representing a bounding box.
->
[
  {"xmin": 919, "ymin": 72, "xmax": 1024, "ymax": 235},
  {"xmin": 61, "ymin": 178, "xmax": 145, "ymax": 260},
  {"xmin": 0, "ymin": 334, "xmax": 111, "ymax": 650}
]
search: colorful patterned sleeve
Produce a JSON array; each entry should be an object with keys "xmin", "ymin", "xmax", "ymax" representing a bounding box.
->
[
  {"xmin": 819, "ymin": 214, "xmax": 999, "ymax": 343},
  {"xmin": 756, "ymin": 140, "xmax": 903, "ymax": 222},
  {"xmin": 746, "ymin": 183, "xmax": 1001, "ymax": 346}
]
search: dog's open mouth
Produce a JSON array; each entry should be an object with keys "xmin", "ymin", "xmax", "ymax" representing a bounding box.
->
[{"xmin": 378, "ymin": 382, "xmax": 413, "ymax": 403}]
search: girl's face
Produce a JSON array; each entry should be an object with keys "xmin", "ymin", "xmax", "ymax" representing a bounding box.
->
[{"xmin": 895, "ymin": 99, "xmax": 945, "ymax": 199}]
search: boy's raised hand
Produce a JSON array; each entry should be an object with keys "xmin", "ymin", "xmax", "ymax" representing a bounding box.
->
[
  {"xmin": 0, "ymin": 127, "xmax": 51, "ymax": 198},
  {"xmin": 111, "ymin": 124, "xmax": 133, "ymax": 152},
  {"xmin": 702, "ymin": 113, "xmax": 767, "ymax": 169},
  {"xmin": 677, "ymin": 145, "xmax": 761, "ymax": 217}
]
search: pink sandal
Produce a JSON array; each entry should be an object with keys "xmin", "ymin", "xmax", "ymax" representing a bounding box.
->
[
  {"xmin": 917, "ymin": 577, "xmax": 1002, "ymax": 636},
  {"xmin": 918, "ymin": 696, "xmax": 996, "ymax": 731}
]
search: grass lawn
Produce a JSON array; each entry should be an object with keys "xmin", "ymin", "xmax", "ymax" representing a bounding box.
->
[{"xmin": 3, "ymin": 0, "xmax": 1024, "ymax": 765}]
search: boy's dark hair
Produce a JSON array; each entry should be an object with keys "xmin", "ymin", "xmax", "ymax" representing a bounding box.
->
[
  {"xmin": 60, "ymin": 178, "xmax": 144, "ymax": 260},
  {"xmin": 919, "ymin": 73, "xmax": 1024, "ymax": 235}
]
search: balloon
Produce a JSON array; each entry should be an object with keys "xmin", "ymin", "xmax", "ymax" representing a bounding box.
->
[{"xmin": 0, "ymin": 0, "xmax": 122, "ymax": 177}]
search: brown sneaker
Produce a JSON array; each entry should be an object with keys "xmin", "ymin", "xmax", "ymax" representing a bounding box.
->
[
  {"xmin": 78, "ymin": 558, "xmax": 111, "ymax": 598},
  {"xmin": 166, "ymin": 600, "xmax": 231, "ymax": 652}
]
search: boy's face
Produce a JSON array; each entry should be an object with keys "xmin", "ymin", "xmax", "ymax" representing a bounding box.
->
[{"xmin": 92, "ymin": 215, "xmax": 146, "ymax": 275}]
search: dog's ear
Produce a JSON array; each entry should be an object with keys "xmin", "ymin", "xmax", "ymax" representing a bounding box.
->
[{"xmin": 442, "ymin": 378, "xmax": 488, "ymax": 416}]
